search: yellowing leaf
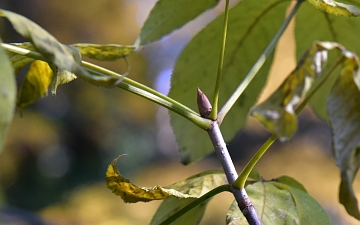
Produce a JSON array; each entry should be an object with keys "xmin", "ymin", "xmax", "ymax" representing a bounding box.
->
[
  {"xmin": 106, "ymin": 155, "xmax": 227, "ymax": 204},
  {"xmin": 72, "ymin": 43, "xmax": 135, "ymax": 61},
  {"xmin": 7, "ymin": 43, "xmax": 35, "ymax": 74},
  {"xmin": 0, "ymin": 40, "xmax": 16, "ymax": 152},
  {"xmin": 50, "ymin": 68, "xmax": 77, "ymax": 95},
  {"xmin": 251, "ymin": 41, "xmax": 352, "ymax": 140},
  {"xmin": 17, "ymin": 60, "xmax": 53, "ymax": 112},
  {"xmin": 307, "ymin": 0, "xmax": 360, "ymax": 16},
  {"xmin": 0, "ymin": 9, "xmax": 121, "ymax": 86},
  {"xmin": 327, "ymin": 56, "xmax": 360, "ymax": 219}
]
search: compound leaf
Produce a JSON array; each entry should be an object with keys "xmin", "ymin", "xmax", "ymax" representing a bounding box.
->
[
  {"xmin": 169, "ymin": 0, "xmax": 291, "ymax": 163},
  {"xmin": 139, "ymin": 0, "xmax": 220, "ymax": 45},
  {"xmin": 0, "ymin": 39, "xmax": 16, "ymax": 152}
]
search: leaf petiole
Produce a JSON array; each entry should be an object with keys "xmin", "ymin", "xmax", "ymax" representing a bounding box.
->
[
  {"xmin": 2, "ymin": 43, "xmax": 212, "ymax": 130},
  {"xmin": 217, "ymin": 0, "xmax": 303, "ymax": 125},
  {"xmin": 209, "ymin": 0, "xmax": 230, "ymax": 120}
]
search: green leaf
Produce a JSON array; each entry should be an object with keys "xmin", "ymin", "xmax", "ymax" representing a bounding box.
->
[
  {"xmin": 138, "ymin": 0, "xmax": 220, "ymax": 45},
  {"xmin": 0, "ymin": 39, "xmax": 16, "ymax": 152},
  {"xmin": 169, "ymin": 0, "xmax": 291, "ymax": 163},
  {"xmin": 226, "ymin": 179, "xmax": 330, "ymax": 225},
  {"xmin": 150, "ymin": 170, "xmax": 227, "ymax": 225},
  {"xmin": 327, "ymin": 56, "xmax": 360, "ymax": 219},
  {"xmin": 106, "ymin": 155, "xmax": 227, "ymax": 203},
  {"xmin": 17, "ymin": 60, "xmax": 53, "ymax": 113},
  {"xmin": 151, "ymin": 198, "xmax": 208, "ymax": 225},
  {"xmin": 251, "ymin": 42, "xmax": 328, "ymax": 140},
  {"xmin": 72, "ymin": 43, "xmax": 135, "ymax": 61},
  {"xmin": 306, "ymin": 0, "xmax": 360, "ymax": 16},
  {"xmin": 275, "ymin": 176, "xmax": 306, "ymax": 192},
  {"xmin": 295, "ymin": 1, "xmax": 360, "ymax": 120},
  {"xmin": 251, "ymin": 41, "xmax": 357, "ymax": 140},
  {"xmin": 0, "ymin": 9, "xmax": 121, "ymax": 86}
]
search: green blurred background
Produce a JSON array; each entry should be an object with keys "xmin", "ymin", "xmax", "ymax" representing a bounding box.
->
[{"xmin": 0, "ymin": 0, "xmax": 359, "ymax": 224}]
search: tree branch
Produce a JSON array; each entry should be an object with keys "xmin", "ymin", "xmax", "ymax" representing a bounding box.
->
[{"xmin": 207, "ymin": 121, "xmax": 262, "ymax": 225}]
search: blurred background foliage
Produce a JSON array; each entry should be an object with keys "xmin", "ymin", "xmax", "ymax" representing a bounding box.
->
[{"xmin": 0, "ymin": 0, "xmax": 359, "ymax": 224}]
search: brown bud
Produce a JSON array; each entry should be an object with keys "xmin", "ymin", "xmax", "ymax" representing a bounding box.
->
[{"xmin": 197, "ymin": 88, "xmax": 212, "ymax": 118}]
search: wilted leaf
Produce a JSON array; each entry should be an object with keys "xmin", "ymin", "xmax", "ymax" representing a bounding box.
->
[
  {"xmin": 0, "ymin": 39, "xmax": 16, "ymax": 152},
  {"xmin": 0, "ymin": 9, "xmax": 120, "ymax": 86},
  {"xmin": 327, "ymin": 55, "xmax": 360, "ymax": 219},
  {"xmin": 251, "ymin": 42, "xmax": 354, "ymax": 140},
  {"xmin": 169, "ymin": 0, "xmax": 291, "ymax": 163},
  {"xmin": 306, "ymin": 0, "xmax": 360, "ymax": 16},
  {"xmin": 17, "ymin": 60, "xmax": 53, "ymax": 112},
  {"xmin": 295, "ymin": 1, "xmax": 360, "ymax": 120},
  {"xmin": 138, "ymin": 0, "xmax": 220, "ymax": 45},
  {"xmin": 72, "ymin": 43, "xmax": 135, "ymax": 61},
  {"xmin": 106, "ymin": 155, "xmax": 227, "ymax": 203},
  {"xmin": 226, "ymin": 178, "xmax": 330, "ymax": 225},
  {"xmin": 50, "ymin": 68, "xmax": 77, "ymax": 95},
  {"xmin": 7, "ymin": 43, "xmax": 35, "ymax": 74}
]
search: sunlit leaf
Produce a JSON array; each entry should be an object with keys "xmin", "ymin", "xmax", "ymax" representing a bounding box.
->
[
  {"xmin": 251, "ymin": 42, "xmax": 354, "ymax": 140},
  {"xmin": 151, "ymin": 170, "xmax": 227, "ymax": 225},
  {"xmin": 0, "ymin": 9, "xmax": 121, "ymax": 86},
  {"xmin": 169, "ymin": 0, "xmax": 291, "ymax": 163},
  {"xmin": 138, "ymin": 0, "xmax": 220, "ymax": 45},
  {"xmin": 7, "ymin": 43, "xmax": 35, "ymax": 74},
  {"xmin": 295, "ymin": 1, "xmax": 360, "ymax": 120},
  {"xmin": 17, "ymin": 60, "xmax": 53, "ymax": 113},
  {"xmin": 306, "ymin": 0, "xmax": 360, "ymax": 16},
  {"xmin": 106, "ymin": 155, "xmax": 227, "ymax": 203},
  {"xmin": 226, "ymin": 178, "xmax": 330, "ymax": 225},
  {"xmin": 327, "ymin": 56, "xmax": 360, "ymax": 219},
  {"xmin": 0, "ymin": 39, "xmax": 16, "ymax": 152},
  {"xmin": 72, "ymin": 43, "xmax": 135, "ymax": 61},
  {"xmin": 50, "ymin": 68, "xmax": 77, "ymax": 95}
]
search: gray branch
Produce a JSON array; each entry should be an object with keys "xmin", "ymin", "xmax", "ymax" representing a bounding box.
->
[{"xmin": 208, "ymin": 121, "xmax": 262, "ymax": 225}]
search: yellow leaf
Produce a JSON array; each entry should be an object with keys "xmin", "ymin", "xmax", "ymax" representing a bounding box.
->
[
  {"xmin": 106, "ymin": 155, "xmax": 194, "ymax": 203},
  {"xmin": 50, "ymin": 68, "xmax": 77, "ymax": 95},
  {"xmin": 307, "ymin": 0, "xmax": 360, "ymax": 17},
  {"xmin": 72, "ymin": 43, "xmax": 135, "ymax": 61},
  {"xmin": 17, "ymin": 60, "xmax": 53, "ymax": 112},
  {"xmin": 106, "ymin": 155, "xmax": 227, "ymax": 203}
]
